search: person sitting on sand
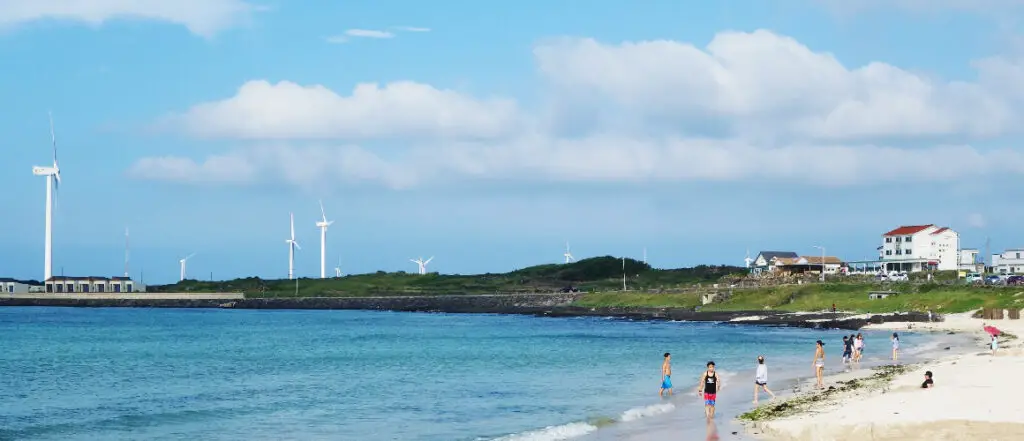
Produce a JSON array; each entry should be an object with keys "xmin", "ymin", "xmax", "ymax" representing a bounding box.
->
[
  {"xmin": 753, "ymin": 355, "xmax": 776, "ymax": 404},
  {"xmin": 812, "ymin": 340, "xmax": 825, "ymax": 389},
  {"xmin": 660, "ymin": 352, "xmax": 673, "ymax": 396},
  {"xmin": 921, "ymin": 371, "xmax": 934, "ymax": 388}
]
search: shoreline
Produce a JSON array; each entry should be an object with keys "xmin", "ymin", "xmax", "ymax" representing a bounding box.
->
[
  {"xmin": 739, "ymin": 311, "xmax": 1024, "ymax": 441},
  {"xmin": 0, "ymin": 294, "xmax": 934, "ymax": 330}
]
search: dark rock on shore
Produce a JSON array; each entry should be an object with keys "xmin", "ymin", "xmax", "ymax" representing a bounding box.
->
[{"xmin": 0, "ymin": 295, "xmax": 937, "ymax": 330}]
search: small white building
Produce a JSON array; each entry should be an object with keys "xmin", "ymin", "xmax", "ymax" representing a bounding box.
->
[
  {"xmin": 0, "ymin": 278, "xmax": 36, "ymax": 294},
  {"xmin": 959, "ymin": 248, "xmax": 982, "ymax": 272},
  {"xmin": 879, "ymin": 224, "xmax": 960, "ymax": 272},
  {"xmin": 992, "ymin": 250, "xmax": 1024, "ymax": 275},
  {"xmin": 45, "ymin": 276, "xmax": 147, "ymax": 294}
]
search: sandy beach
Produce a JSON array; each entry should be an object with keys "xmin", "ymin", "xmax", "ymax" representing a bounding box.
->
[{"xmin": 743, "ymin": 311, "xmax": 1024, "ymax": 441}]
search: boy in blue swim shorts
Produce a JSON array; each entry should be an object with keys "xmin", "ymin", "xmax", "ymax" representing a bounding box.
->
[{"xmin": 660, "ymin": 352, "xmax": 673, "ymax": 396}]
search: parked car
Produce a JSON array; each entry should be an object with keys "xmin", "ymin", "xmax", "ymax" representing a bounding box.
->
[
  {"xmin": 887, "ymin": 271, "xmax": 909, "ymax": 282},
  {"xmin": 1007, "ymin": 275, "xmax": 1024, "ymax": 286},
  {"xmin": 986, "ymin": 275, "xmax": 1004, "ymax": 285},
  {"xmin": 965, "ymin": 273, "xmax": 983, "ymax": 284}
]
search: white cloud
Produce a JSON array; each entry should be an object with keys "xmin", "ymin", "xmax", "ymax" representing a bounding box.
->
[
  {"xmin": 967, "ymin": 213, "xmax": 987, "ymax": 228},
  {"xmin": 393, "ymin": 26, "xmax": 430, "ymax": 32},
  {"xmin": 160, "ymin": 80, "xmax": 522, "ymax": 140},
  {"xmin": 135, "ymin": 29, "xmax": 1024, "ymax": 188},
  {"xmin": 0, "ymin": 0, "xmax": 258, "ymax": 37},
  {"xmin": 344, "ymin": 28, "xmax": 394, "ymax": 39}
]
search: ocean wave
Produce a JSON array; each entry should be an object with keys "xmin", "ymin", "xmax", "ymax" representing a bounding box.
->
[{"xmin": 489, "ymin": 402, "xmax": 678, "ymax": 441}]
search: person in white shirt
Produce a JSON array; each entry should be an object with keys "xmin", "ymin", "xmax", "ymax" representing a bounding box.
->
[{"xmin": 753, "ymin": 355, "xmax": 776, "ymax": 404}]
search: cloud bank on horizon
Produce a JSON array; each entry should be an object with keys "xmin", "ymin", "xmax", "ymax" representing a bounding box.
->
[
  {"xmin": 0, "ymin": 0, "xmax": 261, "ymax": 37},
  {"xmin": 129, "ymin": 28, "xmax": 1024, "ymax": 190}
]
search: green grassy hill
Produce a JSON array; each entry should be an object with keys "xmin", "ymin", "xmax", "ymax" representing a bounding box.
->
[
  {"xmin": 573, "ymin": 283, "xmax": 1024, "ymax": 314},
  {"xmin": 149, "ymin": 256, "xmax": 745, "ymax": 297}
]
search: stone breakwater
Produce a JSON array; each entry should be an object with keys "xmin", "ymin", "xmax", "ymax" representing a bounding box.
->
[{"xmin": 0, "ymin": 294, "xmax": 933, "ymax": 330}]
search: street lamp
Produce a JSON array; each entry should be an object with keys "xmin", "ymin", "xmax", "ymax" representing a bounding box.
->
[{"xmin": 812, "ymin": 245, "xmax": 826, "ymax": 282}]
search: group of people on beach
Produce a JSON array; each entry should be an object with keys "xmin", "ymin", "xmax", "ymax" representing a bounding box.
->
[{"xmin": 659, "ymin": 332, "xmax": 908, "ymax": 419}]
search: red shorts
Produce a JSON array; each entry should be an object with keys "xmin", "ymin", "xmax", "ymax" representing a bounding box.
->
[{"xmin": 703, "ymin": 393, "xmax": 717, "ymax": 406}]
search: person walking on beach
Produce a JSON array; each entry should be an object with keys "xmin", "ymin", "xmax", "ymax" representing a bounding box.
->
[
  {"xmin": 891, "ymin": 332, "xmax": 900, "ymax": 362},
  {"xmin": 853, "ymin": 333, "xmax": 864, "ymax": 362},
  {"xmin": 841, "ymin": 336, "xmax": 852, "ymax": 364},
  {"xmin": 812, "ymin": 340, "xmax": 825, "ymax": 389},
  {"xmin": 660, "ymin": 352, "xmax": 673, "ymax": 396},
  {"xmin": 697, "ymin": 361, "xmax": 721, "ymax": 419},
  {"xmin": 753, "ymin": 355, "xmax": 776, "ymax": 404},
  {"xmin": 991, "ymin": 335, "xmax": 999, "ymax": 356}
]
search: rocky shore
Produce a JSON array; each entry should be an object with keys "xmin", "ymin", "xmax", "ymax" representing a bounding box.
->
[{"xmin": 0, "ymin": 294, "xmax": 934, "ymax": 330}]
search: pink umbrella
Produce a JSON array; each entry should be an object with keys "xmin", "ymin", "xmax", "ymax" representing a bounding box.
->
[{"xmin": 984, "ymin": 325, "xmax": 1001, "ymax": 336}]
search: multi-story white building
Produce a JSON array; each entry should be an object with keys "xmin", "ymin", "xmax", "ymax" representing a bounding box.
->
[
  {"xmin": 44, "ymin": 276, "xmax": 147, "ymax": 294},
  {"xmin": 992, "ymin": 249, "xmax": 1024, "ymax": 274},
  {"xmin": 879, "ymin": 224, "xmax": 960, "ymax": 272}
]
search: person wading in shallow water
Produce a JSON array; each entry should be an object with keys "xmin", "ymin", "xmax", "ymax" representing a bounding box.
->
[
  {"xmin": 812, "ymin": 340, "xmax": 826, "ymax": 389},
  {"xmin": 660, "ymin": 352, "xmax": 673, "ymax": 397},
  {"xmin": 697, "ymin": 361, "xmax": 722, "ymax": 419}
]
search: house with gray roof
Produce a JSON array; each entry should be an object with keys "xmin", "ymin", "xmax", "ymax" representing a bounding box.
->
[{"xmin": 751, "ymin": 251, "xmax": 799, "ymax": 275}]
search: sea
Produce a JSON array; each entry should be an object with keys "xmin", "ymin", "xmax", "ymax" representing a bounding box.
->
[{"xmin": 0, "ymin": 307, "xmax": 957, "ymax": 441}]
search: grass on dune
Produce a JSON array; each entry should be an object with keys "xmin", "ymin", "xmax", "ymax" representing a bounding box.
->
[{"xmin": 576, "ymin": 283, "xmax": 1024, "ymax": 314}]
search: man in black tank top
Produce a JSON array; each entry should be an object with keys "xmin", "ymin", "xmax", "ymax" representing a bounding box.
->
[{"xmin": 696, "ymin": 361, "xmax": 721, "ymax": 419}]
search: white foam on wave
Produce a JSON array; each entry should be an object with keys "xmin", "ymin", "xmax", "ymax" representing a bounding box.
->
[
  {"xmin": 490, "ymin": 422, "xmax": 598, "ymax": 441},
  {"xmin": 619, "ymin": 402, "xmax": 675, "ymax": 422}
]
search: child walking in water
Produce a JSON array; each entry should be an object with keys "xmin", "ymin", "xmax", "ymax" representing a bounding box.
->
[
  {"xmin": 697, "ymin": 361, "xmax": 721, "ymax": 419},
  {"xmin": 812, "ymin": 340, "xmax": 825, "ymax": 389},
  {"xmin": 891, "ymin": 333, "xmax": 900, "ymax": 363},
  {"xmin": 753, "ymin": 355, "xmax": 776, "ymax": 404},
  {"xmin": 660, "ymin": 353, "xmax": 673, "ymax": 396}
]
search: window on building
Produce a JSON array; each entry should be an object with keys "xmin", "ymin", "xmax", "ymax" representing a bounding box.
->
[
  {"xmin": 97, "ymin": 284, "xmax": 104, "ymax": 293},
  {"xmin": 896, "ymin": 237, "xmax": 902, "ymax": 242},
  {"xmin": 885, "ymin": 250, "xmax": 892, "ymax": 255},
  {"xmin": 896, "ymin": 250, "xmax": 902, "ymax": 255},
  {"xmin": 56, "ymin": 284, "xmax": 63, "ymax": 293},
  {"xmin": 46, "ymin": 284, "xmax": 53, "ymax": 293},
  {"xmin": 65, "ymin": 283, "xmax": 73, "ymax": 292},
  {"xmin": 885, "ymin": 237, "xmax": 892, "ymax": 243},
  {"xmin": 905, "ymin": 250, "xmax": 912, "ymax": 257},
  {"xmin": 126, "ymin": 284, "xmax": 133, "ymax": 292},
  {"xmin": 905, "ymin": 236, "xmax": 912, "ymax": 242},
  {"xmin": 114, "ymin": 284, "xmax": 121, "ymax": 293},
  {"xmin": 81, "ymin": 284, "xmax": 89, "ymax": 293},
  {"xmin": 1017, "ymin": 253, "xmax": 1021, "ymax": 259},
  {"xmin": 7, "ymin": 285, "xmax": 13, "ymax": 293}
]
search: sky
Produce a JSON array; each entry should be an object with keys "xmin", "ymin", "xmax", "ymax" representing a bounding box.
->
[{"xmin": 2, "ymin": 0, "xmax": 1024, "ymax": 284}]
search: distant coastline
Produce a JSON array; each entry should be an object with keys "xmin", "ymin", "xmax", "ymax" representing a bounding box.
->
[{"xmin": 0, "ymin": 293, "xmax": 934, "ymax": 330}]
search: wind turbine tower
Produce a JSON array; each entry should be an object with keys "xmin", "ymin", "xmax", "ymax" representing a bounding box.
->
[
  {"xmin": 411, "ymin": 256, "xmax": 433, "ymax": 275},
  {"xmin": 31, "ymin": 112, "xmax": 62, "ymax": 282},
  {"xmin": 179, "ymin": 253, "xmax": 195, "ymax": 281},
  {"xmin": 563, "ymin": 242, "xmax": 575, "ymax": 263},
  {"xmin": 334, "ymin": 256, "xmax": 342, "ymax": 278},
  {"xmin": 286, "ymin": 213, "xmax": 301, "ymax": 279},
  {"xmin": 744, "ymin": 249, "xmax": 753, "ymax": 268},
  {"xmin": 316, "ymin": 200, "xmax": 334, "ymax": 279}
]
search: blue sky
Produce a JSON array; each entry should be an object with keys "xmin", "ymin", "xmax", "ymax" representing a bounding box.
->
[{"xmin": 3, "ymin": 0, "xmax": 1024, "ymax": 283}]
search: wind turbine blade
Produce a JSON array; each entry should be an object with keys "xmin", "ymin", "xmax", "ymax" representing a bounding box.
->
[
  {"xmin": 425, "ymin": 256, "xmax": 433, "ymax": 264},
  {"xmin": 410, "ymin": 259, "xmax": 418, "ymax": 264},
  {"xmin": 49, "ymin": 111, "xmax": 58, "ymax": 168},
  {"xmin": 290, "ymin": 212, "xmax": 295, "ymax": 240},
  {"xmin": 319, "ymin": 199, "xmax": 327, "ymax": 222},
  {"xmin": 293, "ymin": 241, "xmax": 301, "ymax": 250}
]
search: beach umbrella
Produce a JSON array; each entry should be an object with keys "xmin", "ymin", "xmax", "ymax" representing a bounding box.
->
[{"xmin": 984, "ymin": 325, "xmax": 1001, "ymax": 336}]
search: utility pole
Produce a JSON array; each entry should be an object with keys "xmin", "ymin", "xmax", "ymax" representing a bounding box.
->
[
  {"xmin": 622, "ymin": 257, "xmax": 627, "ymax": 291},
  {"xmin": 985, "ymin": 237, "xmax": 991, "ymax": 273}
]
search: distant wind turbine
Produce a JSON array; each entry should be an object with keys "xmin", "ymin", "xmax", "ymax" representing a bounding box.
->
[
  {"xmin": 286, "ymin": 213, "xmax": 301, "ymax": 279},
  {"xmin": 563, "ymin": 242, "xmax": 575, "ymax": 263},
  {"xmin": 316, "ymin": 200, "xmax": 334, "ymax": 279},
  {"xmin": 411, "ymin": 256, "xmax": 433, "ymax": 275},
  {"xmin": 744, "ymin": 249, "xmax": 753, "ymax": 268},
  {"xmin": 334, "ymin": 256, "xmax": 342, "ymax": 278},
  {"xmin": 31, "ymin": 111, "xmax": 62, "ymax": 282},
  {"xmin": 179, "ymin": 253, "xmax": 195, "ymax": 281},
  {"xmin": 643, "ymin": 247, "xmax": 647, "ymax": 265}
]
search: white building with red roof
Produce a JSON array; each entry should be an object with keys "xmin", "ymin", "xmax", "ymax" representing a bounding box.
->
[{"xmin": 879, "ymin": 224, "xmax": 960, "ymax": 272}]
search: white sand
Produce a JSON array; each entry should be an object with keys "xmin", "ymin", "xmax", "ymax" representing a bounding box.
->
[{"xmin": 747, "ymin": 311, "xmax": 1024, "ymax": 441}]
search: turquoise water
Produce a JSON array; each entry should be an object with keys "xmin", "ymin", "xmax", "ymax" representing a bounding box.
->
[{"xmin": 0, "ymin": 308, "xmax": 939, "ymax": 441}]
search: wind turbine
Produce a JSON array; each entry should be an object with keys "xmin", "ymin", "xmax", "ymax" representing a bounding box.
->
[
  {"xmin": 316, "ymin": 200, "xmax": 334, "ymax": 279},
  {"xmin": 334, "ymin": 256, "xmax": 342, "ymax": 278},
  {"xmin": 411, "ymin": 256, "xmax": 433, "ymax": 275},
  {"xmin": 286, "ymin": 212, "xmax": 301, "ymax": 279},
  {"xmin": 744, "ymin": 249, "xmax": 753, "ymax": 268},
  {"xmin": 179, "ymin": 253, "xmax": 195, "ymax": 281},
  {"xmin": 31, "ymin": 112, "xmax": 62, "ymax": 282},
  {"xmin": 563, "ymin": 242, "xmax": 575, "ymax": 263}
]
